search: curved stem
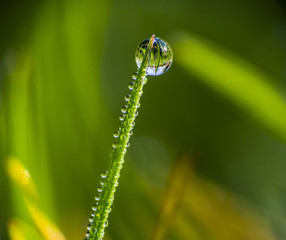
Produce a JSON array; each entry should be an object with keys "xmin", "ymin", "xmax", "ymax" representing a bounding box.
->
[{"xmin": 86, "ymin": 34, "xmax": 155, "ymax": 240}]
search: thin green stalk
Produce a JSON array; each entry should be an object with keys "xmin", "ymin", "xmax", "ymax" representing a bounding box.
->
[{"xmin": 85, "ymin": 34, "xmax": 156, "ymax": 240}]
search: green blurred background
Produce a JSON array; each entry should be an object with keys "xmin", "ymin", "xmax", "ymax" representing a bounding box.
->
[{"xmin": 1, "ymin": 0, "xmax": 286, "ymax": 239}]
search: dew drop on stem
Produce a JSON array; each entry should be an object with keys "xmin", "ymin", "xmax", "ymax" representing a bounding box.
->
[
  {"xmin": 87, "ymin": 223, "xmax": 92, "ymax": 230},
  {"xmin": 92, "ymin": 205, "xmax": 97, "ymax": 211},
  {"xmin": 125, "ymin": 94, "xmax": 131, "ymax": 101},
  {"xmin": 104, "ymin": 220, "xmax": 108, "ymax": 227},
  {"xmin": 112, "ymin": 141, "xmax": 118, "ymax": 148},
  {"xmin": 95, "ymin": 194, "xmax": 101, "ymax": 201},
  {"xmin": 119, "ymin": 114, "xmax": 125, "ymax": 121},
  {"xmin": 121, "ymin": 105, "xmax": 128, "ymax": 113},
  {"xmin": 132, "ymin": 72, "xmax": 137, "ymax": 80},
  {"xmin": 135, "ymin": 37, "xmax": 173, "ymax": 76},
  {"xmin": 113, "ymin": 130, "xmax": 120, "ymax": 138},
  {"xmin": 101, "ymin": 171, "xmax": 108, "ymax": 178},
  {"xmin": 128, "ymin": 82, "xmax": 135, "ymax": 90}
]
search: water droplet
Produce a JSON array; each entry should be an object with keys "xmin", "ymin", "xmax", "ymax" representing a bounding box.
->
[
  {"xmin": 132, "ymin": 72, "xmax": 137, "ymax": 80},
  {"xmin": 114, "ymin": 181, "xmax": 119, "ymax": 187},
  {"xmin": 119, "ymin": 114, "xmax": 125, "ymax": 121},
  {"xmin": 126, "ymin": 143, "xmax": 130, "ymax": 147},
  {"xmin": 135, "ymin": 37, "xmax": 173, "ymax": 76},
  {"xmin": 104, "ymin": 220, "xmax": 108, "ymax": 227},
  {"xmin": 129, "ymin": 130, "xmax": 133, "ymax": 136},
  {"xmin": 113, "ymin": 130, "xmax": 120, "ymax": 138},
  {"xmin": 89, "ymin": 217, "xmax": 94, "ymax": 223},
  {"xmin": 87, "ymin": 223, "xmax": 92, "ymax": 230},
  {"xmin": 95, "ymin": 194, "xmax": 101, "ymax": 201},
  {"xmin": 136, "ymin": 103, "xmax": 140, "ymax": 108},
  {"xmin": 128, "ymin": 82, "xmax": 135, "ymax": 90},
  {"xmin": 143, "ymin": 77, "xmax": 148, "ymax": 84},
  {"xmin": 90, "ymin": 212, "xmax": 95, "ymax": 217},
  {"xmin": 121, "ymin": 105, "xmax": 128, "ymax": 113},
  {"xmin": 100, "ymin": 180, "xmax": 105, "ymax": 186},
  {"xmin": 131, "ymin": 121, "xmax": 135, "ymax": 127},
  {"xmin": 135, "ymin": 111, "xmax": 138, "ymax": 117},
  {"xmin": 86, "ymin": 230, "xmax": 90, "ymax": 237},
  {"xmin": 92, "ymin": 204, "xmax": 97, "ymax": 211},
  {"xmin": 112, "ymin": 141, "xmax": 118, "ymax": 148},
  {"xmin": 97, "ymin": 187, "xmax": 103, "ymax": 192},
  {"xmin": 125, "ymin": 94, "xmax": 131, "ymax": 102},
  {"xmin": 101, "ymin": 171, "xmax": 108, "ymax": 178},
  {"xmin": 138, "ymin": 90, "xmax": 143, "ymax": 96}
]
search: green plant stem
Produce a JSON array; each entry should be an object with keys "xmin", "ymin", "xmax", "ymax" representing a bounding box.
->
[{"xmin": 87, "ymin": 34, "xmax": 155, "ymax": 240}]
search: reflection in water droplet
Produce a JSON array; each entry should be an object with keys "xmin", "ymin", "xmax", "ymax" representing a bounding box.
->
[
  {"xmin": 128, "ymin": 82, "xmax": 135, "ymax": 90},
  {"xmin": 119, "ymin": 114, "xmax": 125, "ymax": 121},
  {"xmin": 101, "ymin": 171, "xmax": 108, "ymax": 178},
  {"xmin": 113, "ymin": 131, "xmax": 120, "ymax": 138},
  {"xmin": 89, "ymin": 217, "xmax": 94, "ymax": 223},
  {"xmin": 135, "ymin": 37, "xmax": 173, "ymax": 76},
  {"xmin": 86, "ymin": 231, "xmax": 90, "ymax": 237},
  {"xmin": 104, "ymin": 220, "xmax": 108, "ymax": 227},
  {"xmin": 95, "ymin": 194, "xmax": 101, "ymax": 201},
  {"xmin": 112, "ymin": 142, "xmax": 117, "ymax": 148},
  {"xmin": 125, "ymin": 94, "xmax": 131, "ymax": 101},
  {"xmin": 143, "ymin": 77, "xmax": 148, "ymax": 84},
  {"xmin": 121, "ymin": 105, "xmax": 128, "ymax": 113},
  {"xmin": 92, "ymin": 205, "xmax": 97, "ymax": 211},
  {"xmin": 87, "ymin": 223, "xmax": 92, "ymax": 230},
  {"xmin": 132, "ymin": 72, "xmax": 137, "ymax": 80},
  {"xmin": 97, "ymin": 187, "xmax": 103, "ymax": 192}
]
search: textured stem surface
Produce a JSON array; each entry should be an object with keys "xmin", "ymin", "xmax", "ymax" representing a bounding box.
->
[{"xmin": 87, "ymin": 34, "xmax": 155, "ymax": 240}]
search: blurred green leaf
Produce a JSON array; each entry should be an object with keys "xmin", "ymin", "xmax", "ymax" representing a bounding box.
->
[
  {"xmin": 152, "ymin": 155, "xmax": 278, "ymax": 240},
  {"xmin": 8, "ymin": 218, "xmax": 42, "ymax": 240},
  {"xmin": 174, "ymin": 33, "xmax": 286, "ymax": 142}
]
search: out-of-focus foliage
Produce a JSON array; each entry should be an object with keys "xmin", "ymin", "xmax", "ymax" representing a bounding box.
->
[
  {"xmin": 175, "ymin": 33, "xmax": 286, "ymax": 141},
  {"xmin": 6, "ymin": 158, "xmax": 66, "ymax": 240},
  {"xmin": 151, "ymin": 156, "xmax": 277, "ymax": 240},
  {"xmin": 1, "ymin": 0, "xmax": 286, "ymax": 239}
]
